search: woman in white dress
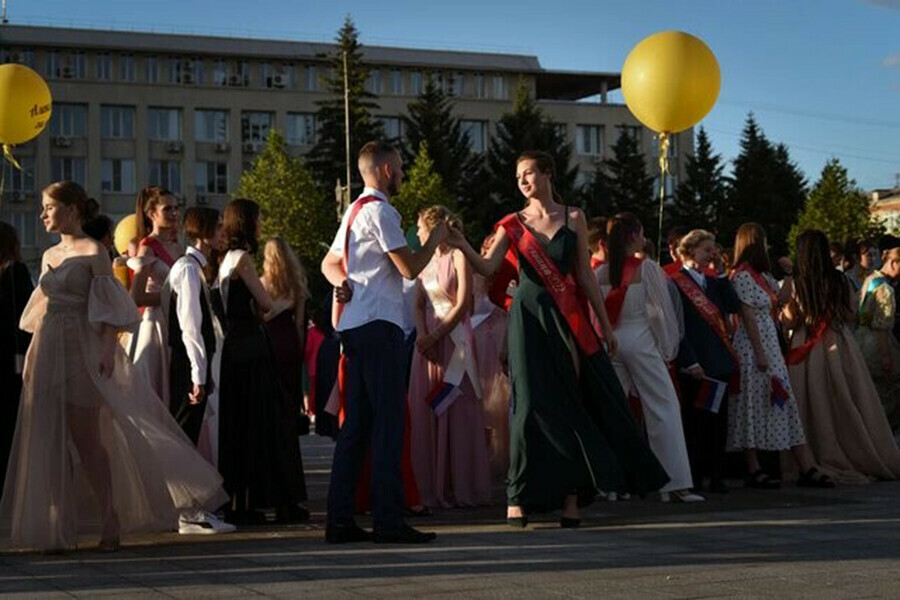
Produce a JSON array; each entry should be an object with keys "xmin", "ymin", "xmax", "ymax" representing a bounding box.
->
[
  {"xmin": 727, "ymin": 223, "xmax": 833, "ymax": 489},
  {"xmin": 0, "ymin": 181, "xmax": 228, "ymax": 553},
  {"xmin": 597, "ymin": 213, "xmax": 702, "ymax": 503},
  {"xmin": 129, "ymin": 186, "xmax": 184, "ymax": 408}
]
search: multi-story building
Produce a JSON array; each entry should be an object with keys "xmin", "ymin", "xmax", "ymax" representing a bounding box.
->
[
  {"xmin": 871, "ymin": 188, "xmax": 900, "ymax": 234},
  {"xmin": 0, "ymin": 24, "xmax": 692, "ymax": 267}
]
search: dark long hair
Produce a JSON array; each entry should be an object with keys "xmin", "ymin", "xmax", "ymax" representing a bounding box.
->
[
  {"xmin": 223, "ymin": 198, "xmax": 260, "ymax": 254},
  {"xmin": 606, "ymin": 212, "xmax": 643, "ymax": 287},
  {"xmin": 733, "ymin": 222, "xmax": 771, "ymax": 273},
  {"xmin": 794, "ymin": 230, "xmax": 852, "ymax": 328}
]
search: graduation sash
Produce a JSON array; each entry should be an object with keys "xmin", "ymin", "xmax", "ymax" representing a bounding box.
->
[
  {"xmin": 604, "ymin": 256, "xmax": 643, "ymax": 327},
  {"xmin": 732, "ymin": 263, "xmax": 778, "ymax": 320},
  {"xmin": 498, "ymin": 213, "xmax": 600, "ymax": 356},
  {"xmin": 785, "ymin": 319, "xmax": 829, "ymax": 366},
  {"xmin": 858, "ymin": 275, "xmax": 888, "ymax": 327}
]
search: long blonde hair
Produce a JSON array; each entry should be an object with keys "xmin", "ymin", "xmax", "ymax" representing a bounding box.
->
[{"xmin": 263, "ymin": 236, "xmax": 308, "ymax": 302}]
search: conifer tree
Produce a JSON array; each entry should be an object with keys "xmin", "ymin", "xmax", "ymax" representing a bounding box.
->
[
  {"xmin": 392, "ymin": 141, "xmax": 455, "ymax": 230},
  {"xmin": 672, "ymin": 127, "xmax": 730, "ymax": 235},
  {"xmin": 308, "ymin": 16, "xmax": 383, "ymax": 202},
  {"xmin": 789, "ymin": 158, "xmax": 884, "ymax": 253},
  {"xmin": 401, "ymin": 76, "xmax": 475, "ymax": 201}
]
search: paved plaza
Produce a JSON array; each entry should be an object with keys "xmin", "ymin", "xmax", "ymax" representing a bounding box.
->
[{"xmin": 1, "ymin": 435, "xmax": 899, "ymax": 599}]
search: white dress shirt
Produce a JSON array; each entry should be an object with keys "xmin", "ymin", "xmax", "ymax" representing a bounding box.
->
[
  {"xmin": 686, "ymin": 267, "xmax": 707, "ymax": 290},
  {"xmin": 166, "ymin": 246, "xmax": 210, "ymax": 385},
  {"xmin": 329, "ymin": 187, "xmax": 408, "ymax": 332}
]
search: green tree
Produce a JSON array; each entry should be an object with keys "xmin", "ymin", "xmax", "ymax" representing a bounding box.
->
[
  {"xmin": 401, "ymin": 76, "xmax": 476, "ymax": 202},
  {"xmin": 789, "ymin": 158, "xmax": 885, "ymax": 254},
  {"xmin": 472, "ymin": 82, "xmax": 576, "ymax": 238},
  {"xmin": 307, "ymin": 16, "xmax": 383, "ymax": 198},
  {"xmin": 393, "ymin": 141, "xmax": 455, "ymax": 230},
  {"xmin": 237, "ymin": 129, "xmax": 333, "ymax": 296},
  {"xmin": 582, "ymin": 129, "xmax": 657, "ymax": 240},
  {"xmin": 727, "ymin": 113, "xmax": 807, "ymax": 256},
  {"xmin": 672, "ymin": 127, "xmax": 730, "ymax": 235}
]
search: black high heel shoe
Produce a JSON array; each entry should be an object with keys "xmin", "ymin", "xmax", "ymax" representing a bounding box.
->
[{"xmin": 507, "ymin": 515, "xmax": 528, "ymax": 528}]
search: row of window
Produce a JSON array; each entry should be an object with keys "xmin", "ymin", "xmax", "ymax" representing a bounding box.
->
[
  {"xmin": 2, "ymin": 155, "xmax": 227, "ymax": 196},
  {"xmin": 1, "ymin": 48, "xmax": 512, "ymax": 99}
]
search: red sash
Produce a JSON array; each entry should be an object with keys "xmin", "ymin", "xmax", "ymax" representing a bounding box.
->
[
  {"xmin": 335, "ymin": 195, "xmax": 384, "ymax": 424},
  {"xmin": 139, "ymin": 236, "xmax": 177, "ymax": 268},
  {"xmin": 498, "ymin": 214, "xmax": 600, "ymax": 356},
  {"xmin": 732, "ymin": 263, "xmax": 778, "ymax": 320},
  {"xmin": 590, "ymin": 256, "xmax": 605, "ymax": 271},
  {"xmin": 604, "ymin": 257, "xmax": 643, "ymax": 327},
  {"xmin": 671, "ymin": 270, "xmax": 740, "ymax": 391},
  {"xmin": 785, "ymin": 319, "xmax": 829, "ymax": 365}
]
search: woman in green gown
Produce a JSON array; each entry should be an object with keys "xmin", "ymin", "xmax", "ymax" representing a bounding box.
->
[{"xmin": 448, "ymin": 151, "xmax": 668, "ymax": 527}]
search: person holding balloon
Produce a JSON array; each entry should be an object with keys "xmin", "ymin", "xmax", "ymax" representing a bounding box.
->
[
  {"xmin": 129, "ymin": 186, "xmax": 184, "ymax": 409},
  {"xmin": 447, "ymin": 150, "xmax": 668, "ymax": 528}
]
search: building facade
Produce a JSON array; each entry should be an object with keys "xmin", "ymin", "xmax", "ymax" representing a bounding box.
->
[
  {"xmin": 0, "ymin": 24, "xmax": 692, "ymax": 266},
  {"xmin": 871, "ymin": 188, "xmax": 900, "ymax": 234}
]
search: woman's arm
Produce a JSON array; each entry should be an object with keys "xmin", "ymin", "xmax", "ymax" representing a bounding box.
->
[
  {"xmin": 448, "ymin": 224, "xmax": 510, "ymax": 278},
  {"xmin": 235, "ymin": 253, "xmax": 274, "ymax": 314},
  {"xmin": 571, "ymin": 209, "xmax": 617, "ymax": 356},
  {"xmin": 130, "ymin": 244, "xmax": 160, "ymax": 307},
  {"xmin": 740, "ymin": 305, "xmax": 769, "ymax": 371}
]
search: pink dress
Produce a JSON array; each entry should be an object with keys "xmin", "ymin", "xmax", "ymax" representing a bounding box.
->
[
  {"xmin": 472, "ymin": 274, "xmax": 511, "ymax": 480},
  {"xmin": 408, "ymin": 251, "xmax": 491, "ymax": 507}
]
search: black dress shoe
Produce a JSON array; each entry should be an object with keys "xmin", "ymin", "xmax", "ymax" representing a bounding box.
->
[
  {"xmin": 507, "ymin": 516, "xmax": 528, "ymax": 528},
  {"xmin": 373, "ymin": 525, "xmax": 436, "ymax": 544},
  {"xmin": 325, "ymin": 524, "xmax": 373, "ymax": 544}
]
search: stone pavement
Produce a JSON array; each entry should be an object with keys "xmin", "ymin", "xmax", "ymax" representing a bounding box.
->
[{"xmin": 2, "ymin": 435, "xmax": 900, "ymax": 599}]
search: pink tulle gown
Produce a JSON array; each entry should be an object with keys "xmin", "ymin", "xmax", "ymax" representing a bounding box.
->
[
  {"xmin": 408, "ymin": 251, "xmax": 491, "ymax": 508},
  {"xmin": 0, "ymin": 256, "xmax": 227, "ymax": 551},
  {"xmin": 471, "ymin": 274, "xmax": 511, "ymax": 480}
]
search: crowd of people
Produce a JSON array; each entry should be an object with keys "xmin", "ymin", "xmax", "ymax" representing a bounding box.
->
[{"xmin": 1, "ymin": 140, "xmax": 899, "ymax": 552}]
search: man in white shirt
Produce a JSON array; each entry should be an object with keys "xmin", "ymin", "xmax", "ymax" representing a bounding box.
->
[{"xmin": 321, "ymin": 141, "xmax": 447, "ymax": 544}]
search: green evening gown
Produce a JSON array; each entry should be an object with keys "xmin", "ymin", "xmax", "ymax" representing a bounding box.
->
[{"xmin": 505, "ymin": 224, "xmax": 669, "ymax": 511}]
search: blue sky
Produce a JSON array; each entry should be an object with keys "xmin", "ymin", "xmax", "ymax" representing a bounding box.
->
[{"xmin": 12, "ymin": 0, "xmax": 900, "ymax": 190}]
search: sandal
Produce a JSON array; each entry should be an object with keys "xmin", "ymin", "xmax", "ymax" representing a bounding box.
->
[
  {"xmin": 797, "ymin": 467, "xmax": 835, "ymax": 488},
  {"xmin": 745, "ymin": 470, "xmax": 780, "ymax": 489}
]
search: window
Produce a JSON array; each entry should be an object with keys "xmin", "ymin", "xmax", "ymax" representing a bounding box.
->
[
  {"xmin": 305, "ymin": 65, "xmax": 318, "ymax": 91},
  {"xmin": 191, "ymin": 59, "xmax": 203, "ymax": 85},
  {"xmin": 473, "ymin": 73, "xmax": 485, "ymax": 99},
  {"xmin": 285, "ymin": 113, "xmax": 316, "ymax": 146},
  {"xmin": 410, "ymin": 71, "xmax": 423, "ymax": 95},
  {"xmin": 73, "ymin": 52, "xmax": 86, "ymax": 78},
  {"xmin": 168, "ymin": 58, "xmax": 200, "ymax": 85},
  {"xmin": 52, "ymin": 157, "xmax": 87, "ymax": 186},
  {"xmin": 101, "ymin": 159, "xmax": 136, "ymax": 193},
  {"xmin": 262, "ymin": 62, "xmax": 294, "ymax": 89},
  {"xmin": 0, "ymin": 210, "xmax": 37, "ymax": 248},
  {"xmin": 48, "ymin": 51, "xmax": 86, "ymax": 79},
  {"xmin": 1, "ymin": 48, "xmax": 36, "ymax": 68},
  {"xmin": 2, "ymin": 155, "xmax": 35, "ymax": 196},
  {"xmin": 616, "ymin": 125, "xmax": 642, "ymax": 145},
  {"xmin": 49, "ymin": 103, "xmax": 87, "ymax": 137},
  {"xmin": 148, "ymin": 108, "xmax": 182, "ymax": 141},
  {"xmin": 195, "ymin": 110, "xmax": 228, "ymax": 142},
  {"xmin": 195, "ymin": 161, "xmax": 228, "ymax": 195},
  {"xmin": 461, "ymin": 120, "xmax": 487, "ymax": 153},
  {"xmin": 46, "ymin": 51, "xmax": 59, "ymax": 78},
  {"xmin": 576, "ymin": 124, "xmax": 604, "ymax": 156},
  {"xmin": 390, "ymin": 69, "xmax": 404, "ymax": 95},
  {"xmin": 241, "ymin": 111, "xmax": 272, "ymax": 143},
  {"xmin": 213, "ymin": 60, "xmax": 227, "ymax": 86},
  {"xmin": 493, "ymin": 75, "xmax": 508, "ymax": 100},
  {"xmin": 146, "ymin": 56, "xmax": 159, "ymax": 83},
  {"xmin": 367, "ymin": 69, "xmax": 383, "ymax": 94},
  {"xmin": 236, "ymin": 60, "xmax": 249, "ymax": 86},
  {"xmin": 96, "ymin": 53, "xmax": 112, "ymax": 80},
  {"xmin": 100, "ymin": 106, "xmax": 135, "ymax": 139},
  {"xmin": 149, "ymin": 160, "xmax": 182, "ymax": 194},
  {"xmin": 378, "ymin": 117, "xmax": 402, "ymax": 141},
  {"xmin": 119, "ymin": 54, "xmax": 135, "ymax": 81},
  {"xmin": 448, "ymin": 72, "xmax": 464, "ymax": 97}
]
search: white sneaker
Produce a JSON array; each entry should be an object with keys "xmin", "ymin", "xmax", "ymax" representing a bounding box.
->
[
  {"xmin": 661, "ymin": 490, "xmax": 706, "ymax": 503},
  {"xmin": 178, "ymin": 511, "xmax": 237, "ymax": 535}
]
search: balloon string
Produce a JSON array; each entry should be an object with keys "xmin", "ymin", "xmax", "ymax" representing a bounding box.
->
[
  {"xmin": 2, "ymin": 144, "xmax": 23, "ymax": 172},
  {"xmin": 656, "ymin": 132, "xmax": 670, "ymax": 258}
]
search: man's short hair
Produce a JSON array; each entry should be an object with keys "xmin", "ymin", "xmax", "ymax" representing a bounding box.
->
[
  {"xmin": 667, "ymin": 225, "xmax": 690, "ymax": 248},
  {"xmin": 586, "ymin": 217, "xmax": 608, "ymax": 251},
  {"xmin": 358, "ymin": 140, "xmax": 399, "ymax": 168}
]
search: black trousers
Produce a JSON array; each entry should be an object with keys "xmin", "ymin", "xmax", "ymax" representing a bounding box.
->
[
  {"xmin": 169, "ymin": 350, "xmax": 208, "ymax": 445},
  {"xmin": 679, "ymin": 376, "xmax": 729, "ymax": 486},
  {"xmin": 326, "ymin": 320, "xmax": 406, "ymax": 532}
]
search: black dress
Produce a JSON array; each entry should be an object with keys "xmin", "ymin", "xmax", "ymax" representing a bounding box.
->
[
  {"xmin": 218, "ymin": 277, "xmax": 307, "ymax": 520},
  {"xmin": 0, "ymin": 262, "xmax": 33, "ymax": 494}
]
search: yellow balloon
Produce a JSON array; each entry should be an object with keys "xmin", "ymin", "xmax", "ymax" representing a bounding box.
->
[
  {"xmin": 114, "ymin": 214, "xmax": 138, "ymax": 257},
  {"xmin": 622, "ymin": 31, "xmax": 721, "ymax": 134},
  {"xmin": 0, "ymin": 64, "xmax": 53, "ymax": 145}
]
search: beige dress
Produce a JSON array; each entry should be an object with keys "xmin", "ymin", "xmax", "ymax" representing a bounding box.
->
[
  {"xmin": 787, "ymin": 290, "xmax": 900, "ymax": 484},
  {"xmin": 0, "ymin": 257, "xmax": 227, "ymax": 551}
]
